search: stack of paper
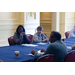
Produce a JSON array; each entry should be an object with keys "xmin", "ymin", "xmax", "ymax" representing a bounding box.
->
[
  {"xmin": 37, "ymin": 50, "xmax": 44, "ymax": 54},
  {"xmin": 28, "ymin": 50, "xmax": 44, "ymax": 56},
  {"xmin": 37, "ymin": 43, "xmax": 47, "ymax": 45},
  {"xmin": 22, "ymin": 44, "xmax": 38, "ymax": 47},
  {"xmin": 67, "ymin": 46, "xmax": 71, "ymax": 49}
]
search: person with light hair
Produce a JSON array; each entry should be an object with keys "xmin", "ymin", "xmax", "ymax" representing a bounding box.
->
[
  {"xmin": 68, "ymin": 25, "xmax": 75, "ymax": 38},
  {"xmin": 32, "ymin": 26, "xmax": 49, "ymax": 43}
]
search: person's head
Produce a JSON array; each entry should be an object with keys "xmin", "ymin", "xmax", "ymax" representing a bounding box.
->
[
  {"xmin": 37, "ymin": 26, "xmax": 43, "ymax": 34},
  {"xmin": 49, "ymin": 31, "xmax": 61, "ymax": 43},
  {"xmin": 16, "ymin": 25, "xmax": 25, "ymax": 34}
]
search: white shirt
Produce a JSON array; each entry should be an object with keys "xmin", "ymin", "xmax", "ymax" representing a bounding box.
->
[{"xmin": 69, "ymin": 29, "xmax": 75, "ymax": 38}]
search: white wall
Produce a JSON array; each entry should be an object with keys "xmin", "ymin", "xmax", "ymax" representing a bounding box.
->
[
  {"xmin": 0, "ymin": 12, "xmax": 24, "ymax": 45},
  {"xmin": 59, "ymin": 12, "xmax": 75, "ymax": 38},
  {"xmin": 24, "ymin": 12, "xmax": 40, "ymax": 35}
]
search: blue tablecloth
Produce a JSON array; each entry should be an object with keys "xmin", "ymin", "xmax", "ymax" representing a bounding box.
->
[
  {"xmin": 0, "ymin": 38, "xmax": 74, "ymax": 62},
  {"xmin": 0, "ymin": 42, "xmax": 50, "ymax": 62},
  {"xmin": 64, "ymin": 38, "xmax": 75, "ymax": 51}
]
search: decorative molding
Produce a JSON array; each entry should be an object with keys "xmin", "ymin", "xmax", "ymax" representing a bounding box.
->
[
  {"xmin": 0, "ymin": 23, "xmax": 24, "ymax": 25},
  {"xmin": 25, "ymin": 23, "xmax": 39, "ymax": 25},
  {"xmin": 40, "ymin": 19, "xmax": 52, "ymax": 21},
  {"xmin": 0, "ymin": 24, "xmax": 23, "ymax": 30},
  {"xmin": 40, "ymin": 22, "xmax": 52, "ymax": 24},
  {"xmin": 40, "ymin": 20, "xmax": 52, "ymax": 24},
  {"xmin": 0, "ymin": 12, "xmax": 18, "ymax": 20},
  {"xmin": 59, "ymin": 22, "xmax": 75, "ymax": 24}
]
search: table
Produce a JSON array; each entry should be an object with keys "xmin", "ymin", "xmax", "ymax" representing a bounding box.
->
[
  {"xmin": 0, "ymin": 42, "xmax": 50, "ymax": 62},
  {"xmin": 0, "ymin": 38, "xmax": 74, "ymax": 62},
  {"xmin": 64, "ymin": 38, "xmax": 75, "ymax": 51}
]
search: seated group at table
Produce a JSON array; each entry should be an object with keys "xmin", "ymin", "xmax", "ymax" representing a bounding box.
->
[
  {"xmin": 13, "ymin": 25, "xmax": 49, "ymax": 45},
  {"xmin": 12, "ymin": 25, "xmax": 68, "ymax": 62},
  {"xmin": 0, "ymin": 24, "xmax": 74, "ymax": 62}
]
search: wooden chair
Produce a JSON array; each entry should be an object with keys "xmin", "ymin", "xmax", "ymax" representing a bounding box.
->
[{"xmin": 36, "ymin": 54, "xmax": 54, "ymax": 62}]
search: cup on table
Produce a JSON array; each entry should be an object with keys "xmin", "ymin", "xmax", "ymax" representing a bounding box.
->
[{"xmin": 14, "ymin": 51, "xmax": 19, "ymax": 58}]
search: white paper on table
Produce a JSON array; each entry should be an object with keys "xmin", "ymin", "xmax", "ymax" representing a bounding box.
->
[
  {"xmin": 37, "ymin": 50, "xmax": 44, "ymax": 54},
  {"xmin": 28, "ymin": 54, "xmax": 34, "ymax": 56},
  {"xmin": 37, "ymin": 43, "xmax": 47, "ymax": 45},
  {"xmin": 28, "ymin": 50, "xmax": 44, "ymax": 56},
  {"xmin": 22, "ymin": 44, "xmax": 38, "ymax": 47},
  {"xmin": 67, "ymin": 46, "xmax": 71, "ymax": 49}
]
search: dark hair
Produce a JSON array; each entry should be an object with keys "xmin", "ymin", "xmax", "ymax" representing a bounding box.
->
[
  {"xmin": 51, "ymin": 31, "xmax": 61, "ymax": 40},
  {"xmin": 16, "ymin": 25, "xmax": 25, "ymax": 34},
  {"xmin": 37, "ymin": 26, "xmax": 43, "ymax": 31}
]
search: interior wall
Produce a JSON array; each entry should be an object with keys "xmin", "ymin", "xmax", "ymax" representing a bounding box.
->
[
  {"xmin": 24, "ymin": 12, "xmax": 40, "ymax": 35},
  {"xmin": 1, "ymin": 12, "xmax": 75, "ymax": 45},
  {"xmin": 59, "ymin": 12, "xmax": 65, "ymax": 38},
  {"xmin": 59, "ymin": 12, "xmax": 75, "ymax": 38},
  {"xmin": 0, "ymin": 12, "xmax": 24, "ymax": 45},
  {"xmin": 65, "ymin": 12, "xmax": 75, "ymax": 32},
  {"xmin": 40, "ymin": 12, "xmax": 52, "ymax": 38}
]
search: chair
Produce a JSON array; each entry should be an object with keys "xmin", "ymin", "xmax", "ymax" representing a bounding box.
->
[
  {"xmin": 36, "ymin": 54, "xmax": 54, "ymax": 62},
  {"xmin": 27, "ymin": 34, "xmax": 33, "ymax": 43},
  {"xmin": 64, "ymin": 50, "xmax": 75, "ymax": 62},
  {"xmin": 8, "ymin": 36, "xmax": 13, "ymax": 46},
  {"xmin": 65, "ymin": 31, "xmax": 70, "ymax": 38}
]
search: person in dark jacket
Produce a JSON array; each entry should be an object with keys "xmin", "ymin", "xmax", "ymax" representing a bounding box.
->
[
  {"xmin": 31, "ymin": 31, "xmax": 68, "ymax": 62},
  {"xmin": 13, "ymin": 25, "xmax": 30, "ymax": 45}
]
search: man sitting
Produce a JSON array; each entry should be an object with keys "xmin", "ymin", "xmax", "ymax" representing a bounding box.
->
[{"xmin": 31, "ymin": 31, "xmax": 68, "ymax": 62}]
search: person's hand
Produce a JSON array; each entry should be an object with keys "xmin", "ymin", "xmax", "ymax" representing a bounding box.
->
[
  {"xmin": 20, "ymin": 32, "xmax": 25, "ymax": 35},
  {"xmin": 41, "ymin": 49, "xmax": 45, "ymax": 52},
  {"xmin": 31, "ymin": 49, "xmax": 36, "ymax": 55},
  {"xmin": 44, "ymin": 39, "xmax": 48, "ymax": 42}
]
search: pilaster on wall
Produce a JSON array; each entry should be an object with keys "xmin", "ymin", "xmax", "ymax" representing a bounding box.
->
[
  {"xmin": 24, "ymin": 12, "xmax": 40, "ymax": 35},
  {"xmin": 59, "ymin": 12, "xmax": 65, "ymax": 38},
  {"xmin": 52, "ymin": 12, "xmax": 56, "ymax": 31},
  {"xmin": 52, "ymin": 12, "xmax": 60, "ymax": 32}
]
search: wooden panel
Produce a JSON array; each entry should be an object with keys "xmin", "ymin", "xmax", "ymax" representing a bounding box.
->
[
  {"xmin": 40, "ymin": 12, "xmax": 52, "ymax": 19},
  {"xmin": 59, "ymin": 23, "xmax": 65, "ymax": 38},
  {"xmin": 40, "ymin": 23, "xmax": 52, "ymax": 38},
  {"xmin": 40, "ymin": 20, "xmax": 52, "ymax": 23}
]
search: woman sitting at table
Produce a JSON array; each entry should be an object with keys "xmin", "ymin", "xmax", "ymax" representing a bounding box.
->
[
  {"xmin": 32, "ymin": 26, "xmax": 49, "ymax": 43},
  {"xmin": 13, "ymin": 25, "xmax": 30, "ymax": 45}
]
